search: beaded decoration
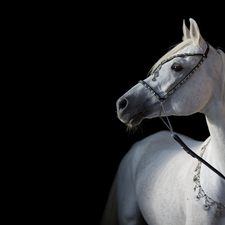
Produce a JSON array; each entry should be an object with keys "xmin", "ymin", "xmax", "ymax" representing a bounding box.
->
[{"xmin": 193, "ymin": 139, "xmax": 225, "ymax": 218}]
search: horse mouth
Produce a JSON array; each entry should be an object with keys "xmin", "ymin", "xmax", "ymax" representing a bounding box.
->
[{"xmin": 126, "ymin": 112, "xmax": 145, "ymax": 127}]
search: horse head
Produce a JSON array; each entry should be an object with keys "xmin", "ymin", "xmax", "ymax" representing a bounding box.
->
[{"xmin": 116, "ymin": 19, "xmax": 223, "ymax": 128}]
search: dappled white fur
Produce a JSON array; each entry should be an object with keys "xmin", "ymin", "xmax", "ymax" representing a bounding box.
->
[{"xmin": 217, "ymin": 49, "xmax": 225, "ymax": 98}]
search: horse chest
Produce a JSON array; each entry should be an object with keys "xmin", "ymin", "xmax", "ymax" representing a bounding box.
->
[{"xmin": 135, "ymin": 150, "xmax": 225, "ymax": 225}]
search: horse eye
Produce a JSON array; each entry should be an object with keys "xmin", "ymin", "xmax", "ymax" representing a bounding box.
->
[{"xmin": 171, "ymin": 63, "xmax": 183, "ymax": 72}]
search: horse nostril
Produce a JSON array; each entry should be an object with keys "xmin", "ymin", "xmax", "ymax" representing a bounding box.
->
[{"xmin": 119, "ymin": 98, "xmax": 128, "ymax": 111}]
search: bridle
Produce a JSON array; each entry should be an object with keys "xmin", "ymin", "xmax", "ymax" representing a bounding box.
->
[
  {"xmin": 139, "ymin": 41, "xmax": 210, "ymax": 103},
  {"xmin": 138, "ymin": 41, "xmax": 225, "ymax": 180}
]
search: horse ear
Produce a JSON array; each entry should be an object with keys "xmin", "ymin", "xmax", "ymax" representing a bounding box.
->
[
  {"xmin": 182, "ymin": 19, "xmax": 190, "ymax": 41},
  {"xmin": 189, "ymin": 18, "xmax": 204, "ymax": 46}
]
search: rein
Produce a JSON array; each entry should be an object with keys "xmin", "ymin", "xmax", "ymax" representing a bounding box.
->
[{"xmin": 138, "ymin": 42, "xmax": 225, "ymax": 181}]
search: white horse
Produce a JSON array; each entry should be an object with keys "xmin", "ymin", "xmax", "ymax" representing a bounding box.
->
[{"xmin": 101, "ymin": 19, "xmax": 225, "ymax": 225}]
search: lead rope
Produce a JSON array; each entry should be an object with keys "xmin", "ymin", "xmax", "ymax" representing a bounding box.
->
[
  {"xmin": 158, "ymin": 101, "xmax": 225, "ymax": 217},
  {"xmin": 158, "ymin": 101, "xmax": 225, "ymax": 181},
  {"xmin": 159, "ymin": 102, "xmax": 174, "ymax": 135}
]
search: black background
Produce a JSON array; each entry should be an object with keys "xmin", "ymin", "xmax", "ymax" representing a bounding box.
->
[{"xmin": 84, "ymin": 10, "xmax": 224, "ymax": 224}]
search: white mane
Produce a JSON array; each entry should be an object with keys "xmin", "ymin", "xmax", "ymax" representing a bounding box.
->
[{"xmin": 149, "ymin": 39, "xmax": 193, "ymax": 74}]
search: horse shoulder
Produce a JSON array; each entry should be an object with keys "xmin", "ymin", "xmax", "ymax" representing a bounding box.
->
[
  {"xmin": 118, "ymin": 130, "xmax": 198, "ymax": 182},
  {"xmin": 116, "ymin": 130, "xmax": 173, "ymax": 224},
  {"xmin": 118, "ymin": 130, "xmax": 175, "ymax": 180},
  {"xmin": 118, "ymin": 130, "xmax": 205, "ymax": 224}
]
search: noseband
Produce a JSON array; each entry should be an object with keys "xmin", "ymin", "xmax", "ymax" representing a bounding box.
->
[{"xmin": 138, "ymin": 41, "xmax": 225, "ymax": 180}]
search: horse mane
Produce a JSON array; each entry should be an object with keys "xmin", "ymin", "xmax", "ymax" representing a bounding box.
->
[{"xmin": 149, "ymin": 39, "xmax": 193, "ymax": 75}]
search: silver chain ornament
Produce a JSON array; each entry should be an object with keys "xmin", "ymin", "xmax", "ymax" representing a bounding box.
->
[{"xmin": 193, "ymin": 139, "xmax": 225, "ymax": 218}]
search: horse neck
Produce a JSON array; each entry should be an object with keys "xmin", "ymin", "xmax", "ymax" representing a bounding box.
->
[
  {"xmin": 206, "ymin": 49, "xmax": 225, "ymax": 174},
  {"xmin": 202, "ymin": 106, "xmax": 225, "ymax": 201},
  {"xmin": 201, "ymin": 49, "xmax": 225, "ymax": 199},
  {"xmin": 205, "ymin": 106, "xmax": 225, "ymax": 175}
]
